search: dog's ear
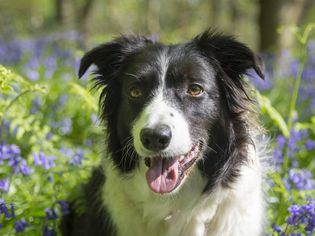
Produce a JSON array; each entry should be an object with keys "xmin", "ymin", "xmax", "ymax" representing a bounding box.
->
[
  {"xmin": 78, "ymin": 35, "xmax": 154, "ymax": 83},
  {"xmin": 194, "ymin": 29, "xmax": 264, "ymax": 80},
  {"xmin": 194, "ymin": 30, "xmax": 264, "ymax": 113}
]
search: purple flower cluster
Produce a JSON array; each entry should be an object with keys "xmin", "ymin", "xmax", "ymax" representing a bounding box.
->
[
  {"xmin": 0, "ymin": 143, "xmax": 32, "ymax": 176},
  {"xmin": 283, "ymin": 169, "xmax": 315, "ymax": 191},
  {"xmin": 33, "ymin": 152, "xmax": 56, "ymax": 170},
  {"xmin": 0, "ymin": 32, "xmax": 79, "ymax": 81},
  {"xmin": 41, "ymin": 201, "xmax": 69, "ymax": 235},
  {"xmin": 0, "ymin": 199, "xmax": 28, "ymax": 234},
  {"xmin": 14, "ymin": 219, "xmax": 29, "ymax": 233},
  {"xmin": 272, "ymin": 135, "xmax": 286, "ymax": 169},
  {"xmin": 0, "ymin": 199, "xmax": 15, "ymax": 219},
  {"xmin": 42, "ymin": 226, "xmax": 57, "ymax": 236},
  {"xmin": 51, "ymin": 118, "xmax": 73, "ymax": 135},
  {"xmin": 45, "ymin": 208, "xmax": 58, "ymax": 220},
  {"xmin": 0, "ymin": 178, "xmax": 9, "ymax": 192},
  {"xmin": 58, "ymin": 200, "xmax": 70, "ymax": 215},
  {"xmin": 272, "ymin": 129, "xmax": 313, "ymax": 170},
  {"xmin": 60, "ymin": 147, "xmax": 84, "ymax": 166},
  {"xmin": 287, "ymin": 199, "xmax": 315, "ymax": 233}
]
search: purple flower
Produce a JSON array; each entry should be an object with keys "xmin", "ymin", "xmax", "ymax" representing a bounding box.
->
[
  {"xmin": 306, "ymin": 140, "xmax": 315, "ymax": 151},
  {"xmin": 287, "ymin": 199, "xmax": 315, "ymax": 232},
  {"xmin": 58, "ymin": 201, "xmax": 70, "ymax": 215},
  {"xmin": 60, "ymin": 118, "xmax": 72, "ymax": 134},
  {"xmin": 273, "ymin": 224, "xmax": 282, "ymax": 233},
  {"xmin": 45, "ymin": 208, "xmax": 58, "ymax": 220},
  {"xmin": 286, "ymin": 169, "xmax": 315, "ymax": 191},
  {"xmin": 14, "ymin": 219, "xmax": 28, "ymax": 233},
  {"xmin": 70, "ymin": 149, "xmax": 84, "ymax": 166},
  {"xmin": 33, "ymin": 152, "xmax": 56, "ymax": 170},
  {"xmin": 30, "ymin": 96, "xmax": 43, "ymax": 114},
  {"xmin": 0, "ymin": 199, "xmax": 11, "ymax": 218},
  {"xmin": 0, "ymin": 178, "xmax": 9, "ymax": 192},
  {"xmin": 42, "ymin": 226, "xmax": 57, "ymax": 236},
  {"xmin": 0, "ymin": 143, "xmax": 20, "ymax": 161},
  {"xmin": 287, "ymin": 129, "xmax": 307, "ymax": 157},
  {"xmin": 271, "ymin": 135, "xmax": 287, "ymax": 169},
  {"xmin": 60, "ymin": 148, "xmax": 84, "ymax": 166},
  {"xmin": 19, "ymin": 160, "xmax": 33, "ymax": 176}
]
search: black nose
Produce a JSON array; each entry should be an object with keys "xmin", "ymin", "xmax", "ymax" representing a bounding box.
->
[{"xmin": 140, "ymin": 125, "xmax": 172, "ymax": 151}]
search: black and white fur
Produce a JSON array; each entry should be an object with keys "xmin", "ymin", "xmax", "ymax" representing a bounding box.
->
[{"xmin": 61, "ymin": 30, "xmax": 267, "ymax": 236}]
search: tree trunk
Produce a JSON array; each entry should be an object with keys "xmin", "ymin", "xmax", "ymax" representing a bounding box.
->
[
  {"xmin": 75, "ymin": 0, "xmax": 96, "ymax": 49},
  {"xmin": 258, "ymin": 0, "xmax": 282, "ymax": 52},
  {"xmin": 258, "ymin": 0, "xmax": 308, "ymax": 52},
  {"xmin": 55, "ymin": 0, "xmax": 64, "ymax": 24}
]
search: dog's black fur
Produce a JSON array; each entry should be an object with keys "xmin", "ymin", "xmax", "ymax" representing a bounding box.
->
[{"xmin": 61, "ymin": 30, "xmax": 264, "ymax": 235}]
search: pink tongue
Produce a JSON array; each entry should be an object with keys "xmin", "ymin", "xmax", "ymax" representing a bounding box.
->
[{"xmin": 146, "ymin": 158, "xmax": 179, "ymax": 194}]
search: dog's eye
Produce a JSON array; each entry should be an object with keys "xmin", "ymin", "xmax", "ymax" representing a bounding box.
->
[
  {"xmin": 129, "ymin": 86, "xmax": 143, "ymax": 99},
  {"xmin": 187, "ymin": 84, "xmax": 204, "ymax": 97}
]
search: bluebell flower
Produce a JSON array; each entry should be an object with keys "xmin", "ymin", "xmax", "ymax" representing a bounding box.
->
[
  {"xmin": 0, "ymin": 178, "xmax": 9, "ymax": 192},
  {"xmin": 271, "ymin": 135, "xmax": 287, "ymax": 169},
  {"xmin": 0, "ymin": 143, "xmax": 32, "ymax": 175},
  {"xmin": 0, "ymin": 143, "xmax": 20, "ymax": 161},
  {"xmin": 306, "ymin": 140, "xmax": 315, "ymax": 151},
  {"xmin": 58, "ymin": 201, "xmax": 70, "ymax": 215},
  {"xmin": 289, "ymin": 59, "xmax": 299, "ymax": 78},
  {"xmin": 14, "ymin": 219, "xmax": 28, "ymax": 233},
  {"xmin": 46, "ymin": 132, "xmax": 53, "ymax": 140},
  {"xmin": 8, "ymin": 155, "xmax": 21, "ymax": 173},
  {"xmin": 0, "ymin": 39, "xmax": 23, "ymax": 65},
  {"xmin": 287, "ymin": 199, "xmax": 315, "ymax": 232},
  {"xmin": 19, "ymin": 159, "xmax": 33, "ymax": 176},
  {"xmin": 59, "ymin": 118, "xmax": 72, "ymax": 135},
  {"xmin": 60, "ymin": 148, "xmax": 84, "ymax": 166},
  {"xmin": 272, "ymin": 224, "xmax": 282, "ymax": 233},
  {"xmin": 43, "ymin": 56, "xmax": 57, "ymax": 78},
  {"xmin": 286, "ymin": 169, "xmax": 315, "ymax": 191},
  {"xmin": 42, "ymin": 226, "xmax": 57, "ymax": 236},
  {"xmin": 45, "ymin": 208, "xmax": 58, "ymax": 220},
  {"xmin": 70, "ymin": 149, "xmax": 84, "ymax": 166},
  {"xmin": 0, "ymin": 199, "xmax": 11, "ymax": 218},
  {"xmin": 33, "ymin": 152, "xmax": 56, "ymax": 170},
  {"xmin": 30, "ymin": 96, "xmax": 43, "ymax": 114},
  {"xmin": 287, "ymin": 129, "xmax": 307, "ymax": 158}
]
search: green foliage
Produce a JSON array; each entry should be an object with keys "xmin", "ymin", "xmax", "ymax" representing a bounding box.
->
[
  {"xmin": 255, "ymin": 24, "xmax": 315, "ymax": 235},
  {"xmin": 0, "ymin": 52, "xmax": 101, "ymax": 234}
]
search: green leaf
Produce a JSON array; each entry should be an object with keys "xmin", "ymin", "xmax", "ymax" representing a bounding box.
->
[
  {"xmin": 69, "ymin": 82, "xmax": 98, "ymax": 112},
  {"xmin": 256, "ymin": 91, "xmax": 289, "ymax": 137}
]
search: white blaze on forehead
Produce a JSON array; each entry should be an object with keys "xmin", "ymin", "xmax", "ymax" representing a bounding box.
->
[
  {"xmin": 132, "ymin": 51, "xmax": 192, "ymax": 158},
  {"xmin": 158, "ymin": 49, "xmax": 170, "ymax": 84}
]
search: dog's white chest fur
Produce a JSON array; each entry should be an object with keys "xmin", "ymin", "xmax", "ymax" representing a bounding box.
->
[{"xmin": 102, "ymin": 145, "xmax": 264, "ymax": 236}]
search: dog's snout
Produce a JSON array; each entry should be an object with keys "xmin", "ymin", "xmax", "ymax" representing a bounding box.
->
[{"xmin": 140, "ymin": 125, "xmax": 172, "ymax": 151}]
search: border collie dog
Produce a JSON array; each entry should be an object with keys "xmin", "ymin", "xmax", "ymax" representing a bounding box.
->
[{"xmin": 61, "ymin": 30, "xmax": 267, "ymax": 236}]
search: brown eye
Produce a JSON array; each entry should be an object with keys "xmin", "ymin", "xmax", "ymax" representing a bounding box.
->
[
  {"xmin": 129, "ymin": 87, "xmax": 143, "ymax": 99},
  {"xmin": 187, "ymin": 84, "xmax": 204, "ymax": 97}
]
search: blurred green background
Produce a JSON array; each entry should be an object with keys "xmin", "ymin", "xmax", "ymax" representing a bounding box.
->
[{"xmin": 1, "ymin": 0, "xmax": 315, "ymax": 51}]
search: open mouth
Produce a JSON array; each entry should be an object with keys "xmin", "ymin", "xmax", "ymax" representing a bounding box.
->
[{"xmin": 144, "ymin": 143, "xmax": 202, "ymax": 194}]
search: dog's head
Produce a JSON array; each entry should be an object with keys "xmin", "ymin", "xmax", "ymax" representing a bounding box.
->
[{"xmin": 79, "ymin": 30, "xmax": 264, "ymax": 194}]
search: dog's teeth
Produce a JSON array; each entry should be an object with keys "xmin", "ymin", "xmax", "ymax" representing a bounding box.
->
[
  {"xmin": 179, "ymin": 155, "xmax": 185, "ymax": 162},
  {"xmin": 144, "ymin": 158, "xmax": 151, "ymax": 168}
]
